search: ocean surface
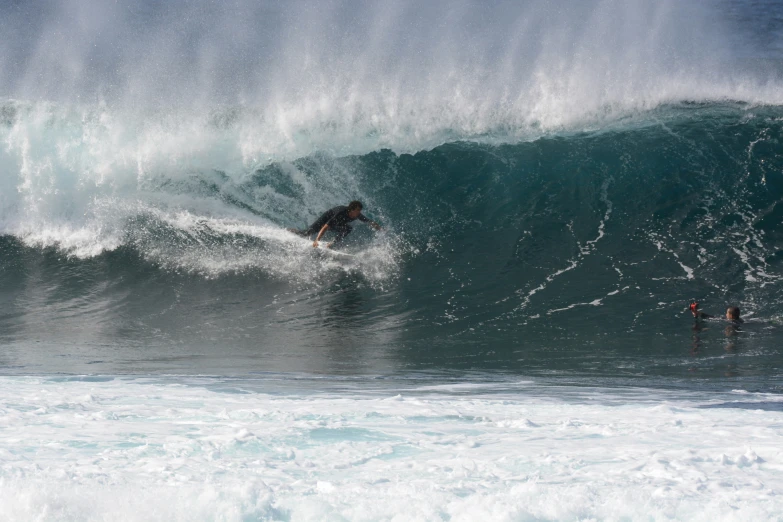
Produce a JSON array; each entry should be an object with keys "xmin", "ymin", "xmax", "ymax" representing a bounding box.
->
[{"xmin": 1, "ymin": 1, "xmax": 782, "ymax": 520}]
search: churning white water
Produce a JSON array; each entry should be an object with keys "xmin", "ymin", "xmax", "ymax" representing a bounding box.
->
[{"xmin": 1, "ymin": 376, "xmax": 781, "ymax": 521}]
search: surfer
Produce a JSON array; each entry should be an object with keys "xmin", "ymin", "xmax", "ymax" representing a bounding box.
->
[{"xmin": 290, "ymin": 201, "xmax": 382, "ymax": 248}]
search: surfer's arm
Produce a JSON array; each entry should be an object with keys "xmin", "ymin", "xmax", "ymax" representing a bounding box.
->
[
  {"xmin": 313, "ymin": 224, "xmax": 329, "ymax": 247},
  {"xmin": 358, "ymin": 213, "xmax": 382, "ymax": 231}
]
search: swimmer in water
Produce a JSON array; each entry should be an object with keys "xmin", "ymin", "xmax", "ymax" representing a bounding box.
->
[
  {"xmin": 725, "ymin": 306, "xmax": 744, "ymax": 324},
  {"xmin": 689, "ymin": 302, "xmax": 745, "ymax": 353},
  {"xmin": 689, "ymin": 302, "xmax": 744, "ymax": 324}
]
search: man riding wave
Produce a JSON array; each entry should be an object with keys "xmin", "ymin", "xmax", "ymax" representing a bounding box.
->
[{"xmin": 290, "ymin": 200, "xmax": 382, "ymax": 249}]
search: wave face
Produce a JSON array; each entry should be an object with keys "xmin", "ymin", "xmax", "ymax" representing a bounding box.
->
[
  {"xmin": 1, "ymin": 1, "xmax": 783, "ymax": 386},
  {"xmin": 2, "ymin": 103, "xmax": 783, "ymax": 385}
]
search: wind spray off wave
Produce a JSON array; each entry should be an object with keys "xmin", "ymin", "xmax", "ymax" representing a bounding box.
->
[{"xmin": 1, "ymin": 0, "xmax": 782, "ymax": 156}]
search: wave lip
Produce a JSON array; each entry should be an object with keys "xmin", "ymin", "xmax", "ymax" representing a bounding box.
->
[{"xmin": 2, "ymin": 0, "xmax": 783, "ymax": 156}]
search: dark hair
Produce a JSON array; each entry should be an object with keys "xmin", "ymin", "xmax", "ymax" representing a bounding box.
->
[
  {"xmin": 727, "ymin": 306, "xmax": 741, "ymax": 319},
  {"xmin": 347, "ymin": 200, "xmax": 363, "ymax": 211}
]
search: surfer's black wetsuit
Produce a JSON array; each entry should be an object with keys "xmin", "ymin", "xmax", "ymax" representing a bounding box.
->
[{"xmin": 296, "ymin": 206, "xmax": 370, "ymax": 246}]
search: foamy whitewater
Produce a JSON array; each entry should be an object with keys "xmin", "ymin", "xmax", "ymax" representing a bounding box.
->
[
  {"xmin": 2, "ymin": 376, "xmax": 782, "ymax": 521},
  {"xmin": 2, "ymin": 0, "xmax": 783, "ymax": 520}
]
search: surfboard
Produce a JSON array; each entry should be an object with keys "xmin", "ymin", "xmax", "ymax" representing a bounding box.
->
[
  {"xmin": 314, "ymin": 244, "xmax": 356, "ymax": 259},
  {"xmin": 285, "ymin": 227, "xmax": 357, "ymax": 260}
]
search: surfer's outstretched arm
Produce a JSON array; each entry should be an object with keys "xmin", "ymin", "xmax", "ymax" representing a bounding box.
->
[
  {"xmin": 357, "ymin": 213, "xmax": 382, "ymax": 231},
  {"xmin": 313, "ymin": 224, "xmax": 329, "ymax": 248}
]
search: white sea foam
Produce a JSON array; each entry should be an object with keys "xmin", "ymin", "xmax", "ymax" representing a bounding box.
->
[{"xmin": 0, "ymin": 376, "xmax": 781, "ymax": 521}]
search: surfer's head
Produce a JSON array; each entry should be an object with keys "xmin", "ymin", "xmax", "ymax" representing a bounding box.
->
[{"xmin": 347, "ymin": 200, "xmax": 363, "ymax": 219}]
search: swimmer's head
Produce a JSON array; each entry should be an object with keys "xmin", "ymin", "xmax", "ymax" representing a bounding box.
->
[{"xmin": 726, "ymin": 306, "xmax": 741, "ymax": 321}]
